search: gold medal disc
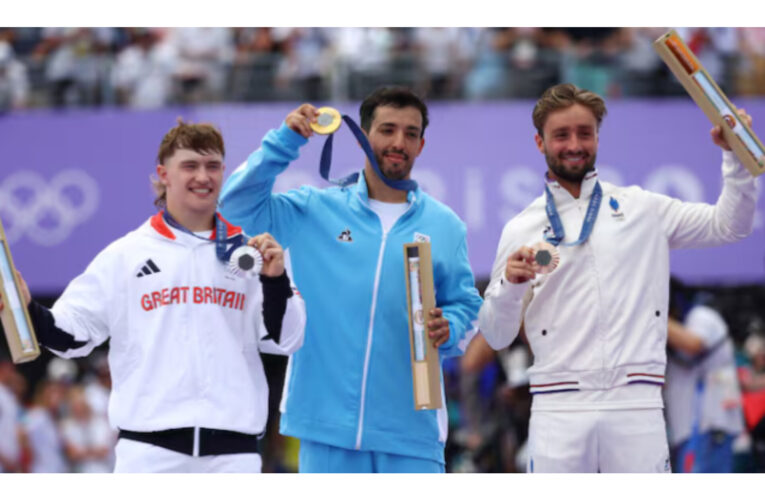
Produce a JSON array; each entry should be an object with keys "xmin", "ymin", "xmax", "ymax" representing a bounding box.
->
[{"xmin": 311, "ymin": 107, "xmax": 343, "ymax": 135}]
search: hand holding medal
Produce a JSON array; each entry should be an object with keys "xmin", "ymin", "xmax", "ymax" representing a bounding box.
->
[
  {"xmin": 285, "ymin": 104, "xmax": 321, "ymax": 138},
  {"xmin": 283, "ymin": 103, "xmax": 343, "ymax": 137},
  {"xmin": 228, "ymin": 244, "xmax": 263, "ymax": 278},
  {"xmin": 228, "ymin": 232, "xmax": 287, "ymax": 278},
  {"xmin": 504, "ymin": 242, "xmax": 560, "ymax": 285},
  {"xmin": 283, "ymin": 102, "xmax": 418, "ymax": 191},
  {"xmin": 247, "ymin": 233, "xmax": 284, "ymax": 277},
  {"xmin": 504, "ymin": 246, "xmax": 538, "ymax": 284}
]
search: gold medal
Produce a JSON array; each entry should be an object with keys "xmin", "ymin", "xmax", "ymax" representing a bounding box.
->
[
  {"xmin": 311, "ymin": 107, "xmax": 342, "ymax": 135},
  {"xmin": 532, "ymin": 241, "xmax": 560, "ymax": 274}
]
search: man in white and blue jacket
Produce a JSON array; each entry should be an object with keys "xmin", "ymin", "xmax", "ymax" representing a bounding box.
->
[{"xmin": 220, "ymin": 86, "xmax": 482, "ymax": 472}]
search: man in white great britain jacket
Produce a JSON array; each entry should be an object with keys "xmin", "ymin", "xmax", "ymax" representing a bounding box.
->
[
  {"xmin": 478, "ymin": 83, "xmax": 758, "ymax": 473},
  {"xmin": 1, "ymin": 120, "xmax": 306, "ymax": 473}
]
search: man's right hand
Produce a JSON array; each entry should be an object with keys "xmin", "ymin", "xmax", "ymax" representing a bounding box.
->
[
  {"xmin": 285, "ymin": 103, "xmax": 320, "ymax": 139},
  {"xmin": 0, "ymin": 270, "xmax": 31, "ymax": 313},
  {"xmin": 504, "ymin": 246, "xmax": 537, "ymax": 284}
]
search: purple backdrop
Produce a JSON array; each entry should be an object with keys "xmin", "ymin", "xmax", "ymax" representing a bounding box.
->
[{"xmin": 1, "ymin": 99, "xmax": 763, "ymax": 294}]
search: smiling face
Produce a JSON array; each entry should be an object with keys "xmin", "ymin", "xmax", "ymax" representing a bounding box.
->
[
  {"xmin": 156, "ymin": 148, "xmax": 224, "ymax": 223},
  {"xmin": 535, "ymin": 103, "xmax": 599, "ymax": 184},
  {"xmin": 366, "ymin": 105, "xmax": 425, "ymax": 182}
]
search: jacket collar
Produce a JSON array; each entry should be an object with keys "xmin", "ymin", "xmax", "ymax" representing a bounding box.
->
[
  {"xmin": 353, "ymin": 169, "xmax": 419, "ymax": 205},
  {"xmin": 544, "ymin": 169, "xmax": 599, "ymax": 206},
  {"xmin": 149, "ymin": 211, "xmax": 242, "ymax": 241}
]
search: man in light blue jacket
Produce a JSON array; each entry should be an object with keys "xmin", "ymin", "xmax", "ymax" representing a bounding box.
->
[{"xmin": 220, "ymin": 86, "xmax": 482, "ymax": 472}]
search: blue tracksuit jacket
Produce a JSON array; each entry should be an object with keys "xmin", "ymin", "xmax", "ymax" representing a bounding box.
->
[{"xmin": 220, "ymin": 123, "xmax": 482, "ymax": 463}]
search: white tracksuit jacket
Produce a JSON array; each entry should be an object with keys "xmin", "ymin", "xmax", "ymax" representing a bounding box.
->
[
  {"xmin": 479, "ymin": 152, "xmax": 757, "ymax": 411},
  {"xmin": 49, "ymin": 212, "xmax": 306, "ymax": 434}
]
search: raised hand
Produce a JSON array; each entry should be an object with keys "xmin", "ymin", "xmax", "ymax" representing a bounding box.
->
[
  {"xmin": 711, "ymin": 107, "xmax": 753, "ymax": 151},
  {"xmin": 285, "ymin": 103, "xmax": 321, "ymax": 139}
]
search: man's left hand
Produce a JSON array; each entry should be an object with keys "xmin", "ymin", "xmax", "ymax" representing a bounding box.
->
[
  {"xmin": 248, "ymin": 233, "xmax": 285, "ymax": 278},
  {"xmin": 427, "ymin": 308, "xmax": 450, "ymax": 348}
]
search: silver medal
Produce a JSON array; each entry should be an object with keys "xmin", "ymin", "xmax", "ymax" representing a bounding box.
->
[{"xmin": 228, "ymin": 245, "xmax": 263, "ymax": 278}]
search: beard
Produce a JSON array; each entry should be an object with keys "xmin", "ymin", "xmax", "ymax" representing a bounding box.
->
[
  {"xmin": 374, "ymin": 148, "xmax": 414, "ymax": 181},
  {"xmin": 545, "ymin": 150, "xmax": 596, "ymax": 183}
]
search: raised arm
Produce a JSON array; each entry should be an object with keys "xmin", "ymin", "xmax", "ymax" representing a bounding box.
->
[
  {"xmin": 219, "ymin": 105, "xmax": 318, "ymax": 245},
  {"xmin": 652, "ymin": 108, "xmax": 758, "ymax": 249}
]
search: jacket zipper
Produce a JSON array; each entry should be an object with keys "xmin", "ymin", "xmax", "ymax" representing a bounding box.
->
[
  {"xmin": 354, "ymin": 191, "xmax": 417, "ymax": 449},
  {"xmin": 355, "ymin": 229, "xmax": 389, "ymax": 449}
]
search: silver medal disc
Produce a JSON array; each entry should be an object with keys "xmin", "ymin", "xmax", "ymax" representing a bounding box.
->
[
  {"xmin": 317, "ymin": 113, "xmax": 335, "ymax": 127},
  {"xmin": 228, "ymin": 245, "xmax": 263, "ymax": 278}
]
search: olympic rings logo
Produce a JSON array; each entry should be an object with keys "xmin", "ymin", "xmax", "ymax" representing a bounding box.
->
[{"xmin": 0, "ymin": 170, "xmax": 100, "ymax": 246}]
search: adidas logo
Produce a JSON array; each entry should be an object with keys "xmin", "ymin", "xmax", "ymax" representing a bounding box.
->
[
  {"xmin": 337, "ymin": 228, "xmax": 353, "ymax": 242},
  {"xmin": 136, "ymin": 259, "xmax": 161, "ymax": 278}
]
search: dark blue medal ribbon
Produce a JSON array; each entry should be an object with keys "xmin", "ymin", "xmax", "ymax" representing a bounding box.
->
[
  {"xmin": 543, "ymin": 181, "xmax": 602, "ymax": 247},
  {"xmin": 319, "ymin": 115, "xmax": 418, "ymax": 192},
  {"xmin": 163, "ymin": 211, "xmax": 244, "ymax": 263}
]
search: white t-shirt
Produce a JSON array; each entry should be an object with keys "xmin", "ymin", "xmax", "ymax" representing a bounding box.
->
[
  {"xmin": 664, "ymin": 305, "xmax": 744, "ymax": 446},
  {"xmin": 367, "ymin": 199, "xmax": 409, "ymax": 235}
]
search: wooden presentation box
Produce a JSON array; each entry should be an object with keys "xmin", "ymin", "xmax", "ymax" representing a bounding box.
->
[
  {"xmin": 403, "ymin": 242, "xmax": 442, "ymax": 410},
  {"xmin": 0, "ymin": 218, "xmax": 40, "ymax": 364},
  {"xmin": 654, "ymin": 29, "xmax": 765, "ymax": 177}
]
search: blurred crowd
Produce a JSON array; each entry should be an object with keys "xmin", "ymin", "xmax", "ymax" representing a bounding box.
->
[
  {"xmin": 0, "ymin": 348, "xmax": 115, "ymax": 473},
  {"xmin": 3, "ymin": 282, "xmax": 765, "ymax": 473},
  {"xmin": 442, "ymin": 282, "xmax": 765, "ymax": 473},
  {"xmin": 2, "ymin": 26, "xmax": 765, "ymax": 474},
  {"xmin": 1, "ymin": 27, "xmax": 765, "ymax": 112}
]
